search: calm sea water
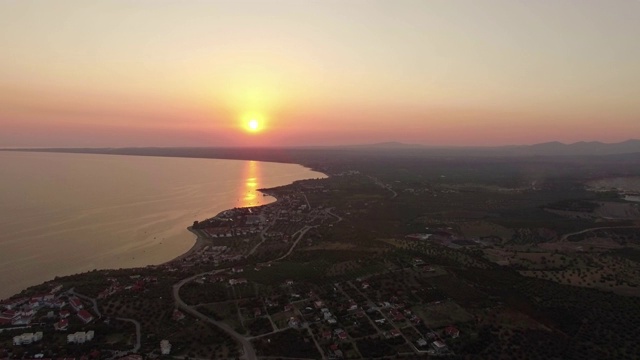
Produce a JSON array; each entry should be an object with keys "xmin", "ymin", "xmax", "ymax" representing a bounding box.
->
[{"xmin": 0, "ymin": 151, "xmax": 325, "ymax": 299}]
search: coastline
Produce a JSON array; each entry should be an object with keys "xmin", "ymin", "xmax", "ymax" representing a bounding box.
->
[
  {"xmin": 162, "ymin": 187, "xmax": 285, "ymax": 266},
  {"xmin": 0, "ymin": 152, "xmax": 327, "ymax": 301},
  {"xmin": 162, "ymin": 227, "xmax": 207, "ymax": 265}
]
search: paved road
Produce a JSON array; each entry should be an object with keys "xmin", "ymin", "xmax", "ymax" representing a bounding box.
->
[
  {"xmin": 173, "ymin": 273, "xmax": 257, "ymax": 360},
  {"xmin": 70, "ymin": 288, "xmax": 102, "ymax": 318},
  {"xmin": 273, "ymin": 226, "xmax": 314, "ymax": 262},
  {"xmin": 560, "ymin": 225, "xmax": 639, "ymax": 241},
  {"xmin": 172, "ymin": 225, "xmax": 316, "ymax": 360},
  {"xmin": 325, "ymin": 208, "xmax": 343, "ymax": 223},
  {"xmin": 116, "ymin": 317, "xmax": 141, "ymax": 353}
]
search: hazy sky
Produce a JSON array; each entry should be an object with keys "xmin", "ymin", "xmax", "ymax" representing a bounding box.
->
[{"xmin": 1, "ymin": 0, "xmax": 638, "ymax": 147}]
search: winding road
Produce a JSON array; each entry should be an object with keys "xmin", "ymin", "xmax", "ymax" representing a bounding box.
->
[
  {"xmin": 173, "ymin": 271, "xmax": 257, "ymax": 360},
  {"xmin": 172, "ymin": 224, "xmax": 317, "ymax": 360}
]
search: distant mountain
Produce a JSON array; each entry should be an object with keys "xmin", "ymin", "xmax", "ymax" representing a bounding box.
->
[
  {"xmin": 504, "ymin": 139, "xmax": 640, "ymax": 156},
  {"xmin": 340, "ymin": 141, "xmax": 425, "ymax": 149},
  {"xmin": 330, "ymin": 139, "xmax": 640, "ymax": 156},
  {"xmin": 3, "ymin": 140, "xmax": 639, "ymax": 160}
]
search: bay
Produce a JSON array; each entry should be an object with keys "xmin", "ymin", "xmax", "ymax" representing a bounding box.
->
[{"xmin": 0, "ymin": 151, "xmax": 325, "ymax": 299}]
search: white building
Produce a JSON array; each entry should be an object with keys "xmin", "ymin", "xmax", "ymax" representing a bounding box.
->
[
  {"xmin": 13, "ymin": 332, "xmax": 43, "ymax": 345},
  {"xmin": 160, "ymin": 339, "xmax": 172, "ymax": 355},
  {"xmin": 67, "ymin": 331, "xmax": 93, "ymax": 344}
]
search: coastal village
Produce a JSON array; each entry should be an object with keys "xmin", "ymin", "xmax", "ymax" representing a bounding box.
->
[
  {"xmin": 0, "ymin": 174, "xmax": 472, "ymax": 359},
  {"xmin": 2, "ymin": 168, "xmax": 640, "ymax": 359}
]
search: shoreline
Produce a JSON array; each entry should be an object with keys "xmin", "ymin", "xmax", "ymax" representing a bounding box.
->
[
  {"xmin": 0, "ymin": 153, "xmax": 327, "ymax": 301},
  {"xmin": 162, "ymin": 227, "xmax": 207, "ymax": 265},
  {"xmin": 162, "ymin": 187, "xmax": 285, "ymax": 266}
]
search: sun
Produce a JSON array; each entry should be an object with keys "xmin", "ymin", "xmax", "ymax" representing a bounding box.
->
[
  {"xmin": 240, "ymin": 113, "xmax": 266, "ymax": 134},
  {"xmin": 248, "ymin": 119, "xmax": 260, "ymax": 131}
]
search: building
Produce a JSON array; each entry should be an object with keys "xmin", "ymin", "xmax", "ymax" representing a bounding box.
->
[
  {"xmin": 68, "ymin": 331, "xmax": 93, "ymax": 344},
  {"xmin": 432, "ymin": 340, "xmax": 447, "ymax": 353},
  {"xmin": 172, "ymin": 309, "xmax": 186, "ymax": 321},
  {"xmin": 68, "ymin": 297, "xmax": 83, "ymax": 311},
  {"xmin": 445, "ymin": 325, "xmax": 460, "ymax": 338},
  {"xmin": 77, "ymin": 309, "xmax": 94, "ymax": 324},
  {"xmin": 13, "ymin": 332, "xmax": 42, "ymax": 346},
  {"xmin": 55, "ymin": 318, "xmax": 69, "ymax": 331},
  {"xmin": 160, "ymin": 340, "xmax": 172, "ymax": 355}
]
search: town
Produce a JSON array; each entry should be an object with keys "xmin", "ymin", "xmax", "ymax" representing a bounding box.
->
[{"xmin": 2, "ymin": 153, "xmax": 640, "ymax": 359}]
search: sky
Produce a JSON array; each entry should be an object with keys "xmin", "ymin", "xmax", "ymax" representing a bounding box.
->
[{"xmin": 1, "ymin": 0, "xmax": 639, "ymax": 147}]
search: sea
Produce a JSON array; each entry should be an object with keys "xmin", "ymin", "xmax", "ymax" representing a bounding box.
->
[{"xmin": 0, "ymin": 151, "xmax": 325, "ymax": 300}]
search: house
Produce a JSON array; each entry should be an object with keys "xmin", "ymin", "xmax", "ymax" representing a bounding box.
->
[
  {"xmin": 288, "ymin": 317, "xmax": 301, "ymax": 328},
  {"xmin": 389, "ymin": 329, "xmax": 402, "ymax": 338},
  {"xmin": 361, "ymin": 282, "xmax": 370, "ymax": 289},
  {"xmin": 416, "ymin": 338, "xmax": 428, "ymax": 347},
  {"xmin": 12, "ymin": 316, "xmax": 32, "ymax": 326},
  {"xmin": 59, "ymin": 310, "xmax": 70, "ymax": 318},
  {"xmin": 285, "ymin": 279, "xmax": 294, "ymax": 286},
  {"xmin": 68, "ymin": 297, "xmax": 83, "ymax": 311},
  {"xmin": 55, "ymin": 319, "xmax": 69, "ymax": 331},
  {"xmin": 1, "ymin": 297, "xmax": 28, "ymax": 310},
  {"xmin": 445, "ymin": 325, "xmax": 460, "ymax": 338},
  {"xmin": 253, "ymin": 307, "xmax": 262, "ymax": 317},
  {"xmin": 228, "ymin": 278, "xmax": 248, "ymax": 286},
  {"xmin": 160, "ymin": 340, "xmax": 172, "ymax": 355},
  {"xmin": 172, "ymin": 309, "xmax": 186, "ymax": 321},
  {"xmin": 338, "ymin": 332, "xmax": 348, "ymax": 340},
  {"xmin": 322, "ymin": 330, "xmax": 332, "ymax": 340},
  {"xmin": 314, "ymin": 300, "xmax": 324, "ymax": 309},
  {"xmin": 51, "ymin": 298, "xmax": 66, "ymax": 308},
  {"xmin": 77, "ymin": 309, "xmax": 94, "ymax": 324},
  {"xmin": 0, "ymin": 310, "xmax": 18, "ymax": 320},
  {"xmin": 432, "ymin": 340, "xmax": 447, "ymax": 353},
  {"xmin": 284, "ymin": 304, "xmax": 294, "ymax": 312}
]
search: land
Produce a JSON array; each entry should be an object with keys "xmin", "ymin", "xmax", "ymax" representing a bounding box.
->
[{"xmin": 2, "ymin": 145, "xmax": 640, "ymax": 359}]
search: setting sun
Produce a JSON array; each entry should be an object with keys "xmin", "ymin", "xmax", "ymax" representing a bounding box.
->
[
  {"xmin": 248, "ymin": 119, "xmax": 259, "ymax": 132},
  {"xmin": 241, "ymin": 113, "xmax": 266, "ymax": 134}
]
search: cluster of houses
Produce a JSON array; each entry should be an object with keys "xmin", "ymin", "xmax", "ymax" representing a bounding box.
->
[
  {"xmin": 0, "ymin": 285, "xmax": 65, "ymax": 327},
  {"xmin": 97, "ymin": 275, "xmax": 158, "ymax": 299},
  {"xmin": 197, "ymin": 208, "xmax": 268, "ymax": 238}
]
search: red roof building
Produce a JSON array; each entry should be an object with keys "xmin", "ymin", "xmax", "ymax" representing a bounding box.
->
[
  {"xmin": 77, "ymin": 310, "xmax": 94, "ymax": 324},
  {"xmin": 55, "ymin": 318, "xmax": 69, "ymax": 330},
  {"xmin": 445, "ymin": 326, "xmax": 460, "ymax": 338},
  {"xmin": 69, "ymin": 297, "xmax": 83, "ymax": 311}
]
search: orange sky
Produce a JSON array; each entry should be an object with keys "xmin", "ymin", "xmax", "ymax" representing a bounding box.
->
[{"xmin": 1, "ymin": 0, "xmax": 639, "ymax": 147}]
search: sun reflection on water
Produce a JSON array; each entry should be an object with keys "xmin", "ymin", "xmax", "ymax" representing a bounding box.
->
[{"xmin": 240, "ymin": 161, "xmax": 261, "ymax": 207}]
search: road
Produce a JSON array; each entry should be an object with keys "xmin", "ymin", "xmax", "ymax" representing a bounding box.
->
[
  {"xmin": 173, "ymin": 272, "xmax": 257, "ymax": 360},
  {"xmin": 325, "ymin": 207, "xmax": 343, "ymax": 223},
  {"xmin": 560, "ymin": 225, "xmax": 639, "ymax": 241},
  {"xmin": 172, "ymin": 225, "xmax": 316, "ymax": 360},
  {"xmin": 70, "ymin": 288, "xmax": 102, "ymax": 318},
  {"xmin": 116, "ymin": 317, "xmax": 141, "ymax": 353},
  {"xmin": 273, "ymin": 226, "xmax": 314, "ymax": 262}
]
